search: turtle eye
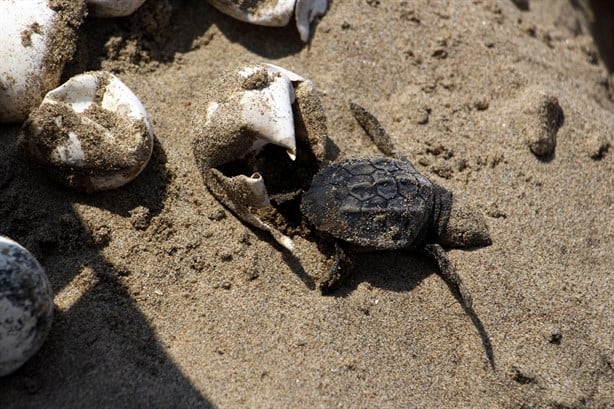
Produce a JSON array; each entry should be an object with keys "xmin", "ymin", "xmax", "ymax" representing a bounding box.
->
[
  {"xmin": 348, "ymin": 182, "xmax": 376, "ymax": 200},
  {"xmin": 375, "ymin": 177, "xmax": 398, "ymax": 199}
]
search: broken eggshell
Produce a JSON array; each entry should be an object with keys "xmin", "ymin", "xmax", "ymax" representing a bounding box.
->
[
  {"xmin": 0, "ymin": 236, "xmax": 53, "ymax": 377},
  {"xmin": 86, "ymin": 0, "xmax": 147, "ymax": 17},
  {"xmin": 0, "ymin": 0, "xmax": 86, "ymax": 123},
  {"xmin": 19, "ymin": 71, "xmax": 154, "ymax": 192},
  {"xmin": 203, "ymin": 64, "xmax": 308, "ymax": 163},
  {"xmin": 206, "ymin": 0, "xmax": 328, "ymax": 42},
  {"xmin": 193, "ymin": 63, "xmax": 328, "ymax": 250}
]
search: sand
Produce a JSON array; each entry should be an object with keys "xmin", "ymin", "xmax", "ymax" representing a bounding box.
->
[{"xmin": 1, "ymin": 0, "xmax": 612, "ymax": 408}]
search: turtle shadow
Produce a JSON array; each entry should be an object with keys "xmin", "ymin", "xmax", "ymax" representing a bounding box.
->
[
  {"xmin": 326, "ymin": 249, "xmax": 496, "ymax": 369},
  {"xmin": 535, "ymin": 151, "xmax": 556, "ymax": 163},
  {"xmin": 330, "ymin": 251, "xmax": 432, "ymax": 296},
  {"xmin": 0, "ymin": 125, "xmax": 215, "ymax": 408}
]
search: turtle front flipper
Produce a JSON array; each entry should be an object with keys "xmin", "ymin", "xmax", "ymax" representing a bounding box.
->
[
  {"xmin": 422, "ymin": 243, "xmax": 473, "ymax": 310},
  {"xmin": 319, "ymin": 241, "xmax": 353, "ymax": 294},
  {"xmin": 349, "ymin": 102, "xmax": 405, "ymax": 160}
]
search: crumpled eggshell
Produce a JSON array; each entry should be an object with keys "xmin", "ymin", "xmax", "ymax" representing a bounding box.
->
[
  {"xmin": 0, "ymin": 0, "xmax": 85, "ymax": 123},
  {"xmin": 19, "ymin": 71, "xmax": 154, "ymax": 192},
  {"xmin": 206, "ymin": 0, "xmax": 328, "ymax": 42},
  {"xmin": 193, "ymin": 63, "xmax": 329, "ymax": 251},
  {"xmin": 0, "ymin": 236, "xmax": 53, "ymax": 377},
  {"xmin": 86, "ymin": 0, "xmax": 147, "ymax": 17},
  {"xmin": 205, "ymin": 63, "xmax": 306, "ymax": 159}
]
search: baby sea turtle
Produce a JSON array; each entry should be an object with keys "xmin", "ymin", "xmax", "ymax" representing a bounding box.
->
[
  {"xmin": 193, "ymin": 85, "xmax": 494, "ymax": 365},
  {"xmin": 301, "ymin": 103, "xmax": 491, "ymax": 312},
  {"xmin": 191, "ymin": 66, "xmax": 490, "ymax": 305}
]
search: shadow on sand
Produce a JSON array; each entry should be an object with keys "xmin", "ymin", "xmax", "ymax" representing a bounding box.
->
[
  {"xmin": 0, "ymin": 125, "xmax": 215, "ymax": 408},
  {"xmin": 1, "ymin": 2, "xmax": 326, "ymax": 404},
  {"xmin": 67, "ymin": 0, "xmax": 310, "ymax": 78},
  {"xmin": 285, "ymin": 247, "xmax": 496, "ymax": 370}
]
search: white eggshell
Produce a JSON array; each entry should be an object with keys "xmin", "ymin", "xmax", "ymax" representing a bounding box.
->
[
  {"xmin": 86, "ymin": 0, "xmax": 147, "ymax": 17},
  {"xmin": 207, "ymin": 0, "xmax": 295, "ymax": 27},
  {"xmin": 206, "ymin": 64, "xmax": 307, "ymax": 158},
  {"xmin": 261, "ymin": 63, "xmax": 305, "ymax": 82},
  {"xmin": 0, "ymin": 0, "xmax": 85, "ymax": 123},
  {"xmin": 20, "ymin": 71, "xmax": 154, "ymax": 192},
  {"xmin": 295, "ymin": 0, "xmax": 328, "ymax": 42},
  {"xmin": 0, "ymin": 236, "xmax": 53, "ymax": 377},
  {"xmin": 238, "ymin": 66, "xmax": 298, "ymax": 157}
]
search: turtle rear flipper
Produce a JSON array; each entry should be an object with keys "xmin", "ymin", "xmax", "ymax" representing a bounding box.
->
[
  {"xmin": 423, "ymin": 243, "xmax": 496, "ymax": 369},
  {"xmin": 349, "ymin": 102, "xmax": 405, "ymax": 160},
  {"xmin": 422, "ymin": 243, "xmax": 473, "ymax": 310}
]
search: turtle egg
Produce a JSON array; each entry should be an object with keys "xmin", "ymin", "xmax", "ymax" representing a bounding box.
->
[
  {"xmin": 19, "ymin": 71, "xmax": 155, "ymax": 192},
  {"xmin": 0, "ymin": 236, "xmax": 53, "ymax": 377},
  {"xmin": 0, "ymin": 0, "xmax": 86, "ymax": 123},
  {"xmin": 86, "ymin": 0, "xmax": 147, "ymax": 17},
  {"xmin": 206, "ymin": 0, "xmax": 328, "ymax": 42}
]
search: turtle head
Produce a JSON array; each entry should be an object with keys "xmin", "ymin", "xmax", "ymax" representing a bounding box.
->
[{"xmin": 435, "ymin": 189, "xmax": 492, "ymax": 248}]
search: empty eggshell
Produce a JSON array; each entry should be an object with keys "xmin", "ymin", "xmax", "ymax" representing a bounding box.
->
[
  {"xmin": 0, "ymin": 236, "xmax": 53, "ymax": 377},
  {"xmin": 19, "ymin": 71, "xmax": 154, "ymax": 192},
  {"xmin": 86, "ymin": 0, "xmax": 147, "ymax": 17},
  {"xmin": 0, "ymin": 0, "xmax": 86, "ymax": 123},
  {"xmin": 206, "ymin": 0, "xmax": 328, "ymax": 42},
  {"xmin": 193, "ymin": 64, "xmax": 330, "ymax": 251}
]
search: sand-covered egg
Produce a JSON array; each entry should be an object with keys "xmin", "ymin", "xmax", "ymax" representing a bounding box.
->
[
  {"xmin": 206, "ymin": 0, "xmax": 328, "ymax": 42},
  {"xmin": 86, "ymin": 0, "xmax": 147, "ymax": 17},
  {"xmin": 0, "ymin": 236, "xmax": 53, "ymax": 377},
  {"xmin": 19, "ymin": 71, "xmax": 154, "ymax": 192},
  {"xmin": 0, "ymin": 0, "xmax": 85, "ymax": 123}
]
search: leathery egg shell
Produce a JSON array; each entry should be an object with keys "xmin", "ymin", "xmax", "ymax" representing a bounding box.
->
[
  {"xmin": 0, "ymin": 236, "xmax": 53, "ymax": 377},
  {"xmin": 0, "ymin": 0, "xmax": 85, "ymax": 123},
  {"xmin": 19, "ymin": 71, "xmax": 155, "ymax": 192}
]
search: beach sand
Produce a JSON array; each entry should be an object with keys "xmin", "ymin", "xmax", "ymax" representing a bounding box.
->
[{"xmin": 1, "ymin": 0, "xmax": 612, "ymax": 407}]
